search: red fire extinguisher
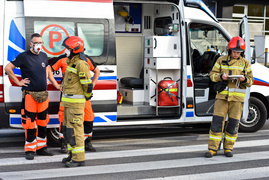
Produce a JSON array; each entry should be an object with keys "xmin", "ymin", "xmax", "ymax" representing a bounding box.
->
[{"xmin": 158, "ymin": 77, "xmax": 179, "ymax": 106}]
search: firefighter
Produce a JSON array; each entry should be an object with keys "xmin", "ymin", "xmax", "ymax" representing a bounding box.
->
[
  {"xmin": 5, "ymin": 33, "xmax": 59, "ymax": 160},
  {"xmin": 60, "ymin": 36, "xmax": 93, "ymax": 167},
  {"xmin": 50, "ymin": 53, "xmax": 100, "ymax": 153},
  {"xmin": 205, "ymin": 36, "xmax": 254, "ymax": 158}
]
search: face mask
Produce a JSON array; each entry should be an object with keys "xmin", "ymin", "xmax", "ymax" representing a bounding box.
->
[
  {"xmin": 65, "ymin": 48, "xmax": 71, "ymax": 57},
  {"xmin": 31, "ymin": 43, "xmax": 42, "ymax": 53}
]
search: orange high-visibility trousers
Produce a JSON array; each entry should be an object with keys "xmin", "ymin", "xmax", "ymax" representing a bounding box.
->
[{"xmin": 22, "ymin": 93, "xmax": 49, "ymax": 152}]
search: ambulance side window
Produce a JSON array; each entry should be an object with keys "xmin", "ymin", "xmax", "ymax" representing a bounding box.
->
[
  {"xmin": 190, "ymin": 23, "xmax": 228, "ymax": 55},
  {"xmin": 34, "ymin": 21, "xmax": 75, "ymax": 56},
  {"xmin": 77, "ymin": 23, "xmax": 104, "ymax": 57},
  {"xmin": 189, "ymin": 23, "xmax": 228, "ymax": 74},
  {"xmin": 26, "ymin": 17, "xmax": 114, "ymax": 65}
]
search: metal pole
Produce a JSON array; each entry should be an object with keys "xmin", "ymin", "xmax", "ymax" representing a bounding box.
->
[{"xmin": 265, "ymin": 48, "xmax": 268, "ymax": 67}]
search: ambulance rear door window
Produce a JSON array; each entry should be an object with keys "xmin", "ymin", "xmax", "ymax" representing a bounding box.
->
[{"xmin": 77, "ymin": 23, "xmax": 104, "ymax": 57}]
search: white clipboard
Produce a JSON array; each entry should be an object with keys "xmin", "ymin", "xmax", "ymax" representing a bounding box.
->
[{"xmin": 228, "ymin": 75, "xmax": 243, "ymax": 79}]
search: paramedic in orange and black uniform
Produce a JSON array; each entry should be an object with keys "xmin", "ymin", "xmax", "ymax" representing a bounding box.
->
[
  {"xmin": 50, "ymin": 53, "xmax": 100, "ymax": 153},
  {"xmin": 5, "ymin": 33, "xmax": 59, "ymax": 160}
]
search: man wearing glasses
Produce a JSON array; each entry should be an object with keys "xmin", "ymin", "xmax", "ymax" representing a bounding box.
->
[{"xmin": 5, "ymin": 33, "xmax": 59, "ymax": 160}]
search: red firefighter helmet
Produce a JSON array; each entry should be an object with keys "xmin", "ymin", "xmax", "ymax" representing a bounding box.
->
[
  {"xmin": 228, "ymin": 36, "xmax": 245, "ymax": 52},
  {"xmin": 62, "ymin": 36, "xmax": 84, "ymax": 54}
]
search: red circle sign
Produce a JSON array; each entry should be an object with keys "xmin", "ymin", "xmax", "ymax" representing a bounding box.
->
[{"xmin": 40, "ymin": 24, "xmax": 69, "ymax": 56}]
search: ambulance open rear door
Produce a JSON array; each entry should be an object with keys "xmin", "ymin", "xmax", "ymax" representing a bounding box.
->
[{"xmin": 239, "ymin": 16, "xmax": 251, "ymax": 123}]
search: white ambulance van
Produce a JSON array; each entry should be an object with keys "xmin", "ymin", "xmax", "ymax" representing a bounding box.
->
[{"xmin": 1, "ymin": 0, "xmax": 268, "ymax": 145}]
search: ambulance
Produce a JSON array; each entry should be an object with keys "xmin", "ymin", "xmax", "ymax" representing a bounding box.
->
[{"xmin": 1, "ymin": 0, "xmax": 269, "ymax": 145}]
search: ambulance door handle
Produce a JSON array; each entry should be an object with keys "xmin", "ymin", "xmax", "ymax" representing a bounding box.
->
[
  {"xmin": 154, "ymin": 38, "xmax": 157, "ymax": 49},
  {"xmin": 100, "ymin": 70, "xmax": 114, "ymax": 73}
]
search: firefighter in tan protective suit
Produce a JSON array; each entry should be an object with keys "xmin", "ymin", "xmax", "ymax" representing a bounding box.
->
[
  {"xmin": 60, "ymin": 36, "xmax": 93, "ymax": 167},
  {"xmin": 205, "ymin": 36, "xmax": 254, "ymax": 158}
]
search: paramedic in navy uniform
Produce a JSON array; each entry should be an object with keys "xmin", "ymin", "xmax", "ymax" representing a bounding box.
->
[{"xmin": 5, "ymin": 33, "xmax": 59, "ymax": 160}]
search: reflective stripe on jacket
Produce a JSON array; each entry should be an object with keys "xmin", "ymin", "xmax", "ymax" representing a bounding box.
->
[
  {"xmin": 210, "ymin": 55, "xmax": 254, "ymax": 102},
  {"xmin": 61, "ymin": 54, "xmax": 92, "ymax": 107}
]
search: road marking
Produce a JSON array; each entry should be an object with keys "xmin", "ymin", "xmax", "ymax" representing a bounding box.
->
[
  {"xmin": 1, "ymin": 129, "xmax": 268, "ymax": 153},
  {"xmin": 0, "ymin": 151, "xmax": 269, "ymax": 180},
  {"xmin": 0, "ymin": 139, "xmax": 268, "ymax": 167},
  {"xmin": 139, "ymin": 166, "xmax": 269, "ymax": 180}
]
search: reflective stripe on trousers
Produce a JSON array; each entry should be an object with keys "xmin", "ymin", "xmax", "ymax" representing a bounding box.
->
[
  {"xmin": 63, "ymin": 106, "xmax": 85, "ymax": 161},
  {"xmin": 208, "ymin": 99, "xmax": 243, "ymax": 151}
]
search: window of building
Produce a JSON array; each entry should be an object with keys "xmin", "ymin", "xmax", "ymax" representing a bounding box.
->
[
  {"xmin": 233, "ymin": 6, "xmax": 245, "ymax": 14},
  {"xmin": 233, "ymin": 5, "xmax": 247, "ymax": 18},
  {"xmin": 248, "ymin": 4, "xmax": 264, "ymax": 17},
  {"xmin": 232, "ymin": 5, "xmax": 266, "ymax": 37}
]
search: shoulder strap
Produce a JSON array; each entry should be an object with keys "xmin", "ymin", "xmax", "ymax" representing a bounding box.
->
[{"xmin": 243, "ymin": 59, "xmax": 246, "ymax": 74}]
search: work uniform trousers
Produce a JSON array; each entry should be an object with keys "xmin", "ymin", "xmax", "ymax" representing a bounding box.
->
[
  {"xmin": 21, "ymin": 94, "xmax": 49, "ymax": 152},
  {"xmin": 208, "ymin": 99, "xmax": 243, "ymax": 151},
  {"xmin": 62, "ymin": 105, "xmax": 85, "ymax": 162},
  {"xmin": 58, "ymin": 100, "xmax": 94, "ymax": 140}
]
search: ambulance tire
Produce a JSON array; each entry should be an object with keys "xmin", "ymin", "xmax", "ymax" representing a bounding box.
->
[
  {"xmin": 47, "ymin": 128, "xmax": 61, "ymax": 146},
  {"xmin": 239, "ymin": 96, "xmax": 267, "ymax": 132}
]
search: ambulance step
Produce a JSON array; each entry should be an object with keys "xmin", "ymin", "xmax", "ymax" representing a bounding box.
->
[{"xmin": 117, "ymin": 103, "xmax": 180, "ymax": 118}]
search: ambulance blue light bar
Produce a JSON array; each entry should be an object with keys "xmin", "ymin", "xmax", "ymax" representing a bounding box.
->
[{"xmin": 184, "ymin": 0, "xmax": 218, "ymax": 22}]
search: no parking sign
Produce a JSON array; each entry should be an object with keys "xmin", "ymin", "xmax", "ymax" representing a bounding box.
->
[{"xmin": 38, "ymin": 23, "xmax": 75, "ymax": 56}]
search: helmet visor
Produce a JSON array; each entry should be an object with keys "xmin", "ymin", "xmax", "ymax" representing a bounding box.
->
[{"xmin": 230, "ymin": 48, "xmax": 244, "ymax": 52}]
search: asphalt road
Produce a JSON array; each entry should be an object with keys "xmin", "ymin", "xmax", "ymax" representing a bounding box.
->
[{"xmin": 0, "ymin": 120, "xmax": 268, "ymax": 180}]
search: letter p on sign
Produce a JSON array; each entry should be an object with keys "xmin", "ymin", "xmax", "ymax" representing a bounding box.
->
[{"xmin": 49, "ymin": 31, "xmax": 62, "ymax": 49}]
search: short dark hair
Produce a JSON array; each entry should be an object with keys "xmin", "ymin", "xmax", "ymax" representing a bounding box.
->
[{"xmin": 31, "ymin": 33, "xmax": 42, "ymax": 40}]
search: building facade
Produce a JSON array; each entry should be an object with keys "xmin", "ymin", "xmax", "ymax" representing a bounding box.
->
[{"xmin": 204, "ymin": 0, "xmax": 269, "ymax": 45}]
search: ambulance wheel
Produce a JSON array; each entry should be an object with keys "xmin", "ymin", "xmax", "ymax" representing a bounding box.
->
[
  {"xmin": 47, "ymin": 128, "xmax": 61, "ymax": 146},
  {"xmin": 239, "ymin": 96, "xmax": 267, "ymax": 132}
]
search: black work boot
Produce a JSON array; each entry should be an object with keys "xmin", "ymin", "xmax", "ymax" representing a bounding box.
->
[
  {"xmin": 205, "ymin": 150, "xmax": 217, "ymax": 158},
  {"xmin": 85, "ymin": 138, "xmax": 96, "ymax": 152},
  {"xmin": 25, "ymin": 151, "xmax": 34, "ymax": 160},
  {"xmin": 65, "ymin": 160, "xmax": 85, "ymax": 167},
  {"xmin": 60, "ymin": 138, "xmax": 68, "ymax": 154},
  {"xmin": 62, "ymin": 152, "xmax": 72, "ymax": 163},
  {"xmin": 224, "ymin": 150, "xmax": 233, "ymax": 157},
  {"xmin": 36, "ymin": 147, "xmax": 53, "ymax": 156},
  {"xmin": 62, "ymin": 155, "xmax": 72, "ymax": 163}
]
